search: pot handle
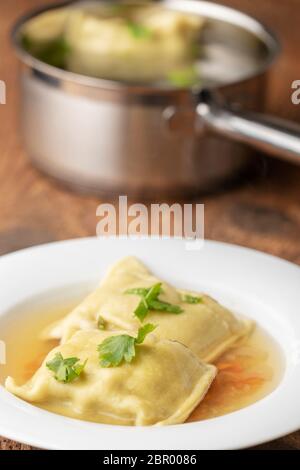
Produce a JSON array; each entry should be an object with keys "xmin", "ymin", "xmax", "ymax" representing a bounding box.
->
[{"xmin": 196, "ymin": 90, "xmax": 300, "ymax": 164}]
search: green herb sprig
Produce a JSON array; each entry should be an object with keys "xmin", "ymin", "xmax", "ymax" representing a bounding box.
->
[
  {"xmin": 125, "ymin": 283, "xmax": 183, "ymax": 321},
  {"xmin": 182, "ymin": 294, "xmax": 203, "ymax": 304},
  {"xmin": 97, "ymin": 316, "xmax": 106, "ymax": 330},
  {"xmin": 22, "ymin": 35, "xmax": 70, "ymax": 69},
  {"xmin": 46, "ymin": 353, "xmax": 87, "ymax": 383},
  {"xmin": 167, "ymin": 65, "xmax": 199, "ymax": 88},
  {"xmin": 126, "ymin": 21, "xmax": 152, "ymax": 39},
  {"xmin": 98, "ymin": 324, "xmax": 156, "ymax": 368}
]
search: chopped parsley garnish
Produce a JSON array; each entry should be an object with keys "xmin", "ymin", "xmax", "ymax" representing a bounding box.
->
[
  {"xmin": 46, "ymin": 353, "xmax": 87, "ymax": 383},
  {"xmin": 125, "ymin": 287, "xmax": 151, "ymax": 296},
  {"xmin": 22, "ymin": 35, "xmax": 70, "ymax": 69},
  {"xmin": 125, "ymin": 283, "xmax": 183, "ymax": 321},
  {"xmin": 134, "ymin": 296, "xmax": 149, "ymax": 322},
  {"xmin": 38, "ymin": 38, "xmax": 70, "ymax": 68},
  {"xmin": 98, "ymin": 324, "xmax": 156, "ymax": 367},
  {"xmin": 135, "ymin": 323, "xmax": 156, "ymax": 344},
  {"xmin": 147, "ymin": 299, "xmax": 183, "ymax": 313},
  {"xmin": 167, "ymin": 65, "xmax": 199, "ymax": 88},
  {"xmin": 97, "ymin": 316, "xmax": 106, "ymax": 330},
  {"xmin": 182, "ymin": 294, "xmax": 203, "ymax": 304},
  {"xmin": 126, "ymin": 21, "xmax": 152, "ymax": 39}
]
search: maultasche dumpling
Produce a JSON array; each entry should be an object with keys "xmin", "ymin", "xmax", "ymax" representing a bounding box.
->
[
  {"xmin": 6, "ymin": 329, "xmax": 216, "ymax": 426},
  {"xmin": 44, "ymin": 257, "xmax": 253, "ymax": 362}
]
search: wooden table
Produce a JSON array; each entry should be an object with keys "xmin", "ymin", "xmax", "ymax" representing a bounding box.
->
[{"xmin": 0, "ymin": 0, "xmax": 300, "ymax": 450}]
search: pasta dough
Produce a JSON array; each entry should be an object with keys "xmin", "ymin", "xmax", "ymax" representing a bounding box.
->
[
  {"xmin": 6, "ymin": 329, "xmax": 216, "ymax": 426},
  {"xmin": 21, "ymin": 3, "xmax": 204, "ymax": 83},
  {"xmin": 64, "ymin": 5, "xmax": 203, "ymax": 82},
  {"xmin": 44, "ymin": 257, "xmax": 253, "ymax": 362}
]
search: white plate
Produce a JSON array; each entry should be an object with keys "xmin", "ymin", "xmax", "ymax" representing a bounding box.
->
[{"xmin": 0, "ymin": 237, "xmax": 299, "ymax": 450}]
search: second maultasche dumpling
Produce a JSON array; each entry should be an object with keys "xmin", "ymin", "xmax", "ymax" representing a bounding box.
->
[
  {"xmin": 6, "ymin": 329, "xmax": 216, "ymax": 426},
  {"xmin": 44, "ymin": 257, "xmax": 253, "ymax": 362},
  {"xmin": 64, "ymin": 5, "xmax": 204, "ymax": 82}
]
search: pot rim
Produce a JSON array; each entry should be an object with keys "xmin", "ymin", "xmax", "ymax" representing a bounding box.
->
[{"xmin": 11, "ymin": 0, "xmax": 281, "ymax": 95}]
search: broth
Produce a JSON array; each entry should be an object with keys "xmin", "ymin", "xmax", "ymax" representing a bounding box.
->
[
  {"xmin": 0, "ymin": 296, "xmax": 284, "ymax": 423},
  {"xmin": 188, "ymin": 327, "xmax": 283, "ymax": 421}
]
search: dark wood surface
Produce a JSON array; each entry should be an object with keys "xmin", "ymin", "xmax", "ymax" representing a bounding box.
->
[{"xmin": 0, "ymin": 0, "xmax": 300, "ymax": 450}]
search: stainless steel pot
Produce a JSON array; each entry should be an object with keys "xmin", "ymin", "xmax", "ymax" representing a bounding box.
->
[{"xmin": 12, "ymin": 0, "xmax": 300, "ymax": 198}]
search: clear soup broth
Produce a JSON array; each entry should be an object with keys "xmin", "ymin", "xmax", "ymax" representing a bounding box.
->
[{"xmin": 0, "ymin": 293, "xmax": 284, "ymax": 423}]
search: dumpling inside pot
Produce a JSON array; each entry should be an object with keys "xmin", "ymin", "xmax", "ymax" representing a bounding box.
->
[{"xmin": 20, "ymin": 2, "xmax": 204, "ymax": 84}]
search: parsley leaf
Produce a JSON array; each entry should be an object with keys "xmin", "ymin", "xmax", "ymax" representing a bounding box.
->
[
  {"xmin": 127, "ymin": 21, "xmax": 152, "ymax": 39},
  {"xmin": 98, "ymin": 323, "xmax": 156, "ymax": 367},
  {"xmin": 125, "ymin": 283, "xmax": 183, "ymax": 321},
  {"xmin": 125, "ymin": 286, "xmax": 165, "ymax": 296},
  {"xmin": 182, "ymin": 294, "xmax": 203, "ymax": 304},
  {"xmin": 38, "ymin": 38, "xmax": 70, "ymax": 68},
  {"xmin": 135, "ymin": 323, "xmax": 156, "ymax": 344},
  {"xmin": 167, "ymin": 65, "xmax": 199, "ymax": 88},
  {"xmin": 145, "ymin": 283, "xmax": 162, "ymax": 303},
  {"xmin": 97, "ymin": 316, "xmax": 106, "ymax": 330},
  {"xmin": 22, "ymin": 35, "xmax": 70, "ymax": 69},
  {"xmin": 134, "ymin": 297, "xmax": 149, "ymax": 322},
  {"xmin": 129, "ymin": 282, "xmax": 162, "ymax": 321},
  {"xmin": 46, "ymin": 353, "xmax": 87, "ymax": 383},
  {"xmin": 125, "ymin": 287, "xmax": 150, "ymax": 296},
  {"xmin": 98, "ymin": 335, "xmax": 136, "ymax": 367},
  {"xmin": 148, "ymin": 299, "xmax": 183, "ymax": 314}
]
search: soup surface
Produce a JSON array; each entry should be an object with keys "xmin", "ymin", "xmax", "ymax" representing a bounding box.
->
[{"xmin": 0, "ymin": 293, "xmax": 283, "ymax": 423}]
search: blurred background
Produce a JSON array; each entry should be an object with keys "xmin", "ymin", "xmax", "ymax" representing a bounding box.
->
[{"xmin": 0, "ymin": 0, "xmax": 300, "ymax": 449}]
